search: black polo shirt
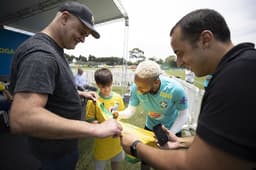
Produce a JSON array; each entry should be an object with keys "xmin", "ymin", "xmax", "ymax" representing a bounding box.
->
[{"xmin": 197, "ymin": 43, "xmax": 256, "ymax": 161}]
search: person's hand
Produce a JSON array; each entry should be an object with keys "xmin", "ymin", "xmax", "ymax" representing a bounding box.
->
[
  {"xmin": 120, "ymin": 132, "xmax": 139, "ymax": 154},
  {"xmin": 157, "ymin": 125, "xmax": 181, "ymax": 149},
  {"xmin": 96, "ymin": 118, "xmax": 123, "ymax": 138},
  {"xmin": 91, "ymin": 120, "xmax": 99, "ymax": 124},
  {"xmin": 79, "ymin": 91, "xmax": 97, "ymax": 101},
  {"xmin": 112, "ymin": 111, "xmax": 119, "ymax": 119}
]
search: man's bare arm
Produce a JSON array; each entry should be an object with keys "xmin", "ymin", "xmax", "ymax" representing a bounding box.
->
[
  {"xmin": 121, "ymin": 133, "xmax": 255, "ymax": 170},
  {"xmin": 9, "ymin": 92, "xmax": 122, "ymax": 139}
]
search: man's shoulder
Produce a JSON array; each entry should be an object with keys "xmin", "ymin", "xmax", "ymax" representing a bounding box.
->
[
  {"xmin": 18, "ymin": 33, "xmax": 56, "ymax": 54},
  {"xmin": 160, "ymin": 75, "xmax": 183, "ymax": 88},
  {"xmin": 14, "ymin": 33, "xmax": 60, "ymax": 65},
  {"xmin": 160, "ymin": 75, "xmax": 175, "ymax": 82}
]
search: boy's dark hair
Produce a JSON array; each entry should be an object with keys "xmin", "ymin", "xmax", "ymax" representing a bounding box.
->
[
  {"xmin": 170, "ymin": 9, "xmax": 231, "ymax": 44},
  {"xmin": 94, "ymin": 68, "xmax": 113, "ymax": 86}
]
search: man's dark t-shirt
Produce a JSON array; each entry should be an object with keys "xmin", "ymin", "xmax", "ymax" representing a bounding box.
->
[
  {"xmin": 10, "ymin": 33, "xmax": 81, "ymax": 159},
  {"xmin": 197, "ymin": 43, "xmax": 256, "ymax": 161}
]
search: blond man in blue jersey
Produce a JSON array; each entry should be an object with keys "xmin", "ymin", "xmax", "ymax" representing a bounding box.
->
[{"xmin": 116, "ymin": 60, "xmax": 188, "ymax": 170}]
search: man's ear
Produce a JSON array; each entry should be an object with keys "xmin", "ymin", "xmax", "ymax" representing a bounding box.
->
[
  {"xmin": 200, "ymin": 30, "xmax": 213, "ymax": 49},
  {"xmin": 59, "ymin": 11, "xmax": 70, "ymax": 25},
  {"xmin": 154, "ymin": 78, "xmax": 161, "ymax": 86}
]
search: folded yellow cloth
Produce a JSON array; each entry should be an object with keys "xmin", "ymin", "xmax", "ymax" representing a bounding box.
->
[{"xmin": 93, "ymin": 101, "xmax": 157, "ymax": 163}]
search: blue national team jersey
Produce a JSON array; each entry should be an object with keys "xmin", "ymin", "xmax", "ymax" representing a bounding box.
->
[{"xmin": 129, "ymin": 75, "xmax": 188, "ymax": 130}]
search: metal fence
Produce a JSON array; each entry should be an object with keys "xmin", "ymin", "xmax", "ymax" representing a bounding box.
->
[
  {"xmin": 174, "ymin": 77, "xmax": 204, "ymax": 130},
  {"xmin": 81, "ymin": 68, "xmax": 134, "ymax": 87}
]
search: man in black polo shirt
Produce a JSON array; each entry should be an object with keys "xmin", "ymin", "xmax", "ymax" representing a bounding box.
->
[
  {"xmin": 9, "ymin": 1, "xmax": 122, "ymax": 170},
  {"xmin": 120, "ymin": 9, "xmax": 256, "ymax": 170}
]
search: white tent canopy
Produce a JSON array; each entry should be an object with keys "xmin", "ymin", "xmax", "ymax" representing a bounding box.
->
[
  {"xmin": 0, "ymin": 0, "xmax": 129, "ymax": 88},
  {"xmin": 1, "ymin": 0, "xmax": 128, "ymax": 33}
]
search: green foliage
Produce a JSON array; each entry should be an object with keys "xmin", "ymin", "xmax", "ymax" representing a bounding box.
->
[
  {"xmin": 64, "ymin": 53, "xmax": 75, "ymax": 63},
  {"xmin": 165, "ymin": 69, "xmax": 205, "ymax": 89},
  {"xmin": 165, "ymin": 55, "xmax": 177, "ymax": 68},
  {"xmin": 157, "ymin": 58, "xmax": 164, "ymax": 64},
  {"xmin": 65, "ymin": 50, "xmax": 173, "ymax": 67},
  {"xmin": 95, "ymin": 57, "xmax": 125, "ymax": 65},
  {"xmin": 88, "ymin": 55, "xmax": 96, "ymax": 61},
  {"xmin": 166, "ymin": 68, "xmax": 185, "ymax": 79},
  {"xmin": 148, "ymin": 57, "xmax": 164, "ymax": 65},
  {"xmin": 78, "ymin": 55, "xmax": 87, "ymax": 62},
  {"xmin": 129, "ymin": 48, "xmax": 146, "ymax": 63}
]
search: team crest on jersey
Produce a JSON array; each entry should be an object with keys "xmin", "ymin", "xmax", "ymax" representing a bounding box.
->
[{"xmin": 159, "ymin": 101, "xmax": 167, "ymax": 109}]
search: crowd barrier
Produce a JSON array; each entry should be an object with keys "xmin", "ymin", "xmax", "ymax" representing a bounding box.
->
[{"xmin": 173, "ymin": 77, "xmax": 204, "ymax": 130}]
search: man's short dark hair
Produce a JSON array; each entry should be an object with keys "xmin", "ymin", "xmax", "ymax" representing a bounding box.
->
[
  {"xmin": 94, "ymin": 68, "xmax": 113, "ymax": 86},
  {"xmin": 170, "ymin": 9, "xmax": 231, "ymax": 44}
]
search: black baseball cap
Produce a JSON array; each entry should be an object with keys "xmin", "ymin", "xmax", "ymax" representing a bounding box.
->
[{"xmin": 59, "ymin": 1, "xmax": 100, "ymax": 39}]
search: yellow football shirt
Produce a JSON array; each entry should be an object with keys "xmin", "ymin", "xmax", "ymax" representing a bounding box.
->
[{"xmin": 86, "ymin": 91, "xmax": 125, "ymax": 160}]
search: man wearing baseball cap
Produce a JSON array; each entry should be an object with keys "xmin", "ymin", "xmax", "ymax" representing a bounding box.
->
[
  {"xmin": 9, "ymin": 1, "xmax": 122, "ymax": 170},
  {"xmin": 59, "ymin": 1, "xmax": 100, "ymax": 39}
]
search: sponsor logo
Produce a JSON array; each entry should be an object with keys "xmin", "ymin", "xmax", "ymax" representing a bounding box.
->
[
  {"xmin": 148, "ymin": 112, "xmax": 161, "ymax": 118},
  {"xmin": 0, "ymin": 48, "xmax": 15, "ymax": 54}
]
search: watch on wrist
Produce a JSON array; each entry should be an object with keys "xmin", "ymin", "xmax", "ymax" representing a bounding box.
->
[{"xmin": 130, "ymin": 140, "xmax": 141, "ymax": 157}]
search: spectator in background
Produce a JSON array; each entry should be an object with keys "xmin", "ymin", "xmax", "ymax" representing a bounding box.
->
[
  {"xmin": 185, "ymin": 69, "xmax": 195, "ymax": 84},
  {"xmin": 75, "ymin": 67, "xmax": 97, "ymax": 91},
  {"xmin": 203, "ymin": 74, "xmax": 212, "ymax": 89}
]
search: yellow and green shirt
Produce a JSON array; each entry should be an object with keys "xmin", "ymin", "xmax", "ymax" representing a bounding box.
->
[{"xmin": 86, "ymin": 91, "xmax": 125, "ymax": 160}]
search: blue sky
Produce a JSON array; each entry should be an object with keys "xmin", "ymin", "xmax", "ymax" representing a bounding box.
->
[{"xmin": 65, "ymin": 0, "xmax": 256, "ymax": 59}]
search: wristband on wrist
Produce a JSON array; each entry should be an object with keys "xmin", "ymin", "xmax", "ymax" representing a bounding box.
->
[{"xmin": 130, "ymin": 140, "xmax": 141, "ymax": 157}]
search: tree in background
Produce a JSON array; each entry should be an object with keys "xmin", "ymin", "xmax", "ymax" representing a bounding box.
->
[
  {"xmin": 64, "ymin": 50, "xmax": 170, "ymax": 67},
  {"xmin": 148, "ymin": 57, "xmax": 164, "ymax": 64},
  {"xmin": 88, "ymin": 54, "xmax": 96, "ymax": 61},
  {"xmin": 165, "ymin": 55, "xmax": 177, "ymax": 68},
  {"xmin": 129, "ymin": 48, "xmax": 146, "ymax": 63},
  {"xmin": 78, "ymin": 55, "xmax": 87, "ymax": 62},
  {"xmin": 64, "ymin": 53, "xmax": 76, "ymax": 63},
  {"xmin": 95, "ymin": 57, "xmax": 125, "ymax": 65}
]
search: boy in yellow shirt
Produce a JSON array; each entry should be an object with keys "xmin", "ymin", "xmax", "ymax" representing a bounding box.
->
[{"xmin": 86, "ymin": 68, "xmax": 125, "ymax": 170}]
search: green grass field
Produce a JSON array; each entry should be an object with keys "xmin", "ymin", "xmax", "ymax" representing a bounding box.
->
[
  {"xmin": 76, "ymin": 68, "xmax": 203, "ymax": 170},
  {"xmin": 165, "ymin": 69, "xmax": 205, "ymax": 89}
]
